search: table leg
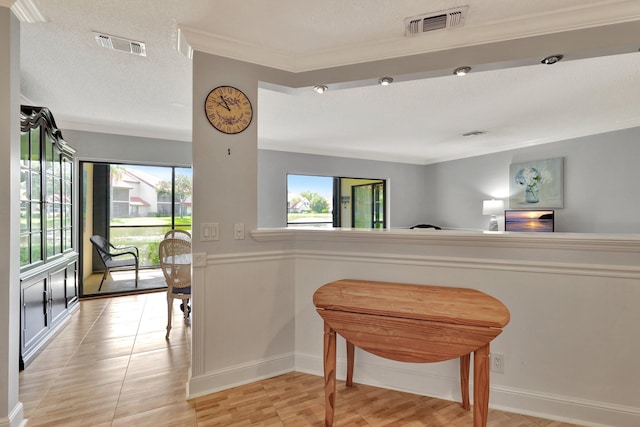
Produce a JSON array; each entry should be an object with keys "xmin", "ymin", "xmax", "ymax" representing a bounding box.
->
[
  {"xmin": 473, "ymin": 344, "xmax": 490, "ymax": 427},
  {"xmin": 346, "ymin": 340, "xmax": 354, "ymax": 387},
  {"xmin": 323, "ymin": 322, "xmax": 337, "ymax": 427},
  {"xmin": 460, "ymin": 353, "xmax": 470, "ymax": 410}
]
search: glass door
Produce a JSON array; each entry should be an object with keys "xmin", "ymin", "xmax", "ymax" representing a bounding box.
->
[
  {"xmin": 352, "ymin": 182, "xmax": 386, "ymax": 229},
  {"xmin": 80, "ymin": 162, "xmax": 192, "ymax": 296},
  {"xmin": 352, "ymin": 184, "xmax": 373, "ymax": 228},
  {"xmin": 372, "ymin": 182, "xmax": 385, "ymax": 229},
  {"xmin": 83, "ymin": 163, "xmax": 192, "ymax": 268}
]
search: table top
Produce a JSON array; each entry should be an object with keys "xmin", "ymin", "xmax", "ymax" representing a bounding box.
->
[{"xmin": 313, "ymin": 279, "xmax": 510, "ymax": 329}]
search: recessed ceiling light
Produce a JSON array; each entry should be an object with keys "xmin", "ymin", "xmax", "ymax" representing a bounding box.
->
[
  {"xmin": 453, "ymin": 66, "xmax": 471, "ymax": 76},
  {"xmin": 378, "ymin": 77, "xmax": 394, "ymax": 86},
  {"xmin": 313, "ymin": 85, "xmax": 328, "ymax": 94},
  {"xmin": 541, "ymin": 54, "xmax": 564, "ymax": 65}
]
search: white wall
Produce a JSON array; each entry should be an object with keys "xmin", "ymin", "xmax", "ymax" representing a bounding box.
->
[
  {"xmin": 424, "ymin": 127, "xmax": 640, "ymax": 233},
  {"xmin": 291, "ymin": 230, "xmax": 640, "ymax": 426},
  {"xmin": 258, "ymin": 149, "xmax": 430, "ymax": 228},
  {"xmin": 210, "ymin": 228, "xmax": 640, "ymax": 427},
  {"xmin": 63, "ymin": 129, "xmax": 192, "ymax": 166},
  {"xmin": 0, "ymin": 6, "xmax": 23, "ymax": 427},
  {"xmin": 188, "ymin": 52, "xmax": 299, "ymax": 396}
]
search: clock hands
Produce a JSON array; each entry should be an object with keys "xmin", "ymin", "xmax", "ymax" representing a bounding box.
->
[{"xmin": 220, "ymin": 95, "xmax": 231, "ymax": 111}]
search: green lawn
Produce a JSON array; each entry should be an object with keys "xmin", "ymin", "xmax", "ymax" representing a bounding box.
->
[
  {"xmin": 110, "ymin": 216, "xmax": 192, "ymax": 226},
  {"xmin": 287, "ymin": 213, "xmax": 332, "ymax": 223},
  {"xmin": 109, "ymin": 216, "xmax": 192, "ymax": 266}
]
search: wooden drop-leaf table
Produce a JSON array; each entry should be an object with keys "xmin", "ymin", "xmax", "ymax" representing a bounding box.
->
[{"xmin": 313, "ymin": 279, "xmax": 510, "ymax": 427}]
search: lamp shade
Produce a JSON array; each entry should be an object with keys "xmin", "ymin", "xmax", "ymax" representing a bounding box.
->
[{"xmin": 482, "ymin": 199, "xmax": 504, "ymax": 216}]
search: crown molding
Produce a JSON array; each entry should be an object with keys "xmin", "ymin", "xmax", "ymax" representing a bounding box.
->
[
  {"xmin": 178, "ymin": 26, "xmax": 294, "ymax": 71},
  {"xmin": 259, "ymin": 141, "xmax": 427, "ymax": 165},
  {"xmin": 56, "ymin": 117, "xmax": 191, "ymax": 143},
  {"xmin": 180, "ymin": 1, "xmax": 640, "ymax": 73},
  {"xmin": 9, "ymin": 0, "xmax": 45, "ymax": 22}
]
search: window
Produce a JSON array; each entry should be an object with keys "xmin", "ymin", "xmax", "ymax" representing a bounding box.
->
[
  {"xmin": 287, "ymin": 174, "xmax": 386, "ymax": 228},
  {"xmin": 287, "ymin": 175, "xmax": 333, "ymax": 227},
  {"xmin": 81, "ymin": 162, "xmax": 192, "ymax": 268}
]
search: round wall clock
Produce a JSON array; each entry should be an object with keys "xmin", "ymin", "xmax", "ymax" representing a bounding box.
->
[{"xmin": 204, "ymin": 86, "xmax": 253, "ymax": 134}]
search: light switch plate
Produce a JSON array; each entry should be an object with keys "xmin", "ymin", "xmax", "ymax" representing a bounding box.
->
[{"xmin": 201, "ymin": 222, "xmax": 219, "ymax": 241}]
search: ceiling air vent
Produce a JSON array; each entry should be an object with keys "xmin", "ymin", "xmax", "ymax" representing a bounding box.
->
[
  {"xmin": 94, "ymin": 32, "xmax": 147, "ymax": 57},
  {"xmin": 405, "ymin": 6, "xmax": 468, "ymax": 36}
]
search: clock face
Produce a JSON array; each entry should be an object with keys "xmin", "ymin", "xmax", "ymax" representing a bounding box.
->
[{"xmin": 204, "ymin": 86, "xmax": 253, "ymax": 134}]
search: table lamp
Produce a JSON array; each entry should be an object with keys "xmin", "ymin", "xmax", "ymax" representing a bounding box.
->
[{"xmin": 482, "ymin": 199, "xmax": 504, "ymax": 231}]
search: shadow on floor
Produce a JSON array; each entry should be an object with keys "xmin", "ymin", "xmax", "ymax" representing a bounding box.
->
[{"xmin": 82, "ymin": 268, "xmax": 167, "ymax": 298}]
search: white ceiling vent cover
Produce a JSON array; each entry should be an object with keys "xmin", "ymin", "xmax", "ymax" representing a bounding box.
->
[
  {"xmin": 94, "ymin": 32, "xmax": 147, "ymax": 57},
  {"xmin": 405, "ymin": 6, "xmax": 468, "ymax": 36}
]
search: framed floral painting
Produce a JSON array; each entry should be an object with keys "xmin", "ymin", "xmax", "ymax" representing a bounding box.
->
[{"xmin": 509, "ymin": 157, "xmax": 563, "ymax": 209}]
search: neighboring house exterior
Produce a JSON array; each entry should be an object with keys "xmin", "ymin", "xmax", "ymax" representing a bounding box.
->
[
  {"xmin": 110, "ymin": 168, "xmax": 159, "ymax": 218},
  {"xmin": 288, "ymin": 195, "xmax": 310, "ymax": 213},
  {"xmin": 111, "ymin": 167, "xmax": 193, "ymax": 218}
]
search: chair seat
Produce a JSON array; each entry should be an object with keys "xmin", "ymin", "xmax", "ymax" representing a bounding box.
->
[
  {"xmin": 107, "ymin": 258, "xmax": 137, "ymax": 268},
  {"xmin": 170, "ymin": 286, "xmax": 191, "ymax": 296}
]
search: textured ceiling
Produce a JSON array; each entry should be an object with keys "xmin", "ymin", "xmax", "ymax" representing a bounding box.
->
[{"xmin": 12, "ymin": 0, "xmax": 640, "ymax": 164}]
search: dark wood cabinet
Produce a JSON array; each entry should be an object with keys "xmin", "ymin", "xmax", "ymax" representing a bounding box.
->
[
  {"xmin": 19, "ymin": 106, "xmax": 78, "ymax": 369},
  {"xmin": 20, "ymin": 274, "xmax": 47, "ymax": 354}
]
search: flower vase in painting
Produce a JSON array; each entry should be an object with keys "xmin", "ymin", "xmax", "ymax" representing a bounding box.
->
[{"xmin": 514, "ymin": 167, "xmax": 550, "ymax": 204}]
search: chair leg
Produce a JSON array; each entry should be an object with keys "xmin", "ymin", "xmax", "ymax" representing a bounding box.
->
[
  {"xmin": 98, "ymin": 269, "xmax": 109, "ymax": 291},
  {"xmin": 134, "ymin": 261, "xmax": 139, "ymax": 288},
  {"xmin": 166, "ymin": 293, "xmax": 173, "ymax": 339}
]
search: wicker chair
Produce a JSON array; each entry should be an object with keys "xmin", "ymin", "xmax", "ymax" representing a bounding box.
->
[
  {"xmin": 164, "ymin": 229, "xmax": 191, "ymax": 241},
  {"xmin": 159, "ymin": 238, "xmax": 191, "ymax": 339}
]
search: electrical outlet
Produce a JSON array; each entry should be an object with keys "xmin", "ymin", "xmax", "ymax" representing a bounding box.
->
[
  {"xmin": 491, "ymin": 352, "xmax": 504, "ymax": 373},
  {"xmin": 192, "ymin": 252, "xmax": 207, "ymax": 267},
  {"xmin": 234, "ymin": 223, "xmax": 245, "ymax": 240}
]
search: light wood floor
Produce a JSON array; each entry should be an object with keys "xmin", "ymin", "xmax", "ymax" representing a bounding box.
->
[{"xmin": 20, "ymin": 292, "xmax": 583, "ymax": 426}]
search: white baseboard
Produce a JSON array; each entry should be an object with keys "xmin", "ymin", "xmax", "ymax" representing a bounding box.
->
[
  {"xmin": 0, "ymin": 401, "xmax": 25, "ymax": 427},
  {"xmin": 186, "ymin": 352, "xmax": 295, "ymax": 399},
  {"xmin": 295, "ymin": 353, "xmax": 640, "ymax": 427},
  {"xmin": 490, "ymin": 385, "xmax": 640, "ymax": 427}
]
